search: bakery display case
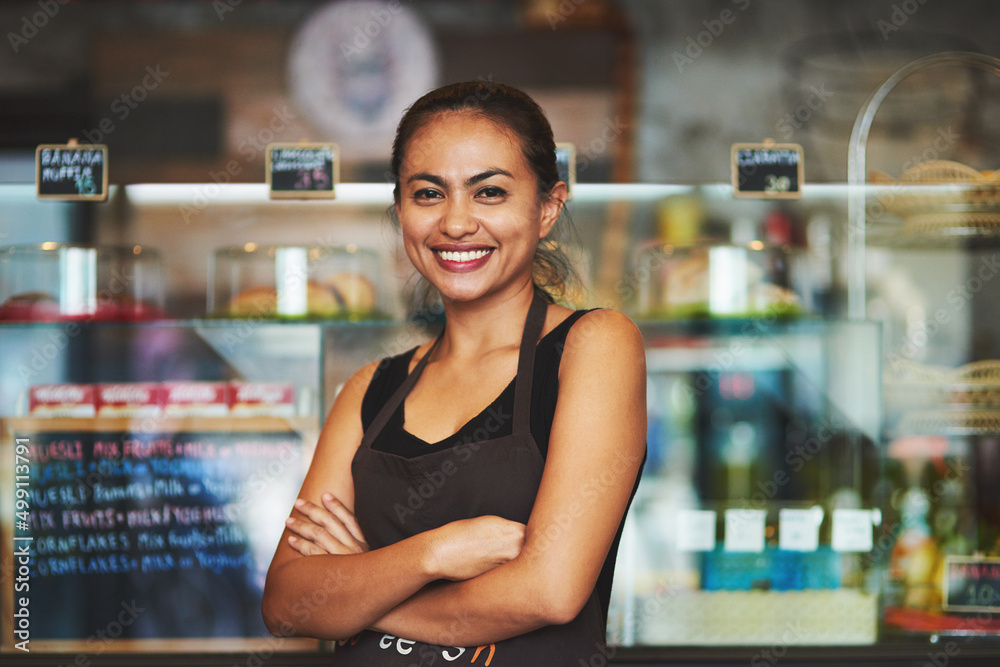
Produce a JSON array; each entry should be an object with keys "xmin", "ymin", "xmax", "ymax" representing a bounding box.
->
[
  {"xmin": 849, "ymin": 52, "xmax": 1000, "ymax": 641},
  {"xmin": 4, "ymin": 165, "xmax": 1000, "ymax": 663}
]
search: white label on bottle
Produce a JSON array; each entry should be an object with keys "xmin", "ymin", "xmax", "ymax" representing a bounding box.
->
[
  {"xmin": 779, "ymin": 507, "xmax": 823, "ymax": 552},
  {"xmin": 831, "ymin": 508, "xmax": 875, "ymax": 552},
  {"xmin": 724, "ymin": 508, "xmax": 766, "ymax": 552},
  {"xmin": 676, "ymin": 509, "xmax": 716, "ymax": 552}
]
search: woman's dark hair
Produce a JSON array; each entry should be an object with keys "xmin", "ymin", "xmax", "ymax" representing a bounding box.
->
[{"xmin": 390, "ymin": 80, "xmax": 580, "ymax": 304}]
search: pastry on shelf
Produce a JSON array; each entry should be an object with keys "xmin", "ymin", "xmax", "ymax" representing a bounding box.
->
[
  {"xmin": 324, "ymin": 271, "xmax": 377, "ymax": 314},
  {"xmin": 0, "ymin": 291, "xmax": 60, "ymax": 321},
  {"xmin": 227, "ymin": 281, "xmax": 343, "ymax": 318},
  {"xmin": 636, "ymin": 243, "xmax": 805, "ymax": 319},
  {"xmin": 870, "ymin": 160, "xmax": 1000, "ymax": 239}
]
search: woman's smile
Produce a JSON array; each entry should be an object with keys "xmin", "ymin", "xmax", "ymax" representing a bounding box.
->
[{"xmin": 433, "ymin": 246, "xmax": 495, "ymax": 272}]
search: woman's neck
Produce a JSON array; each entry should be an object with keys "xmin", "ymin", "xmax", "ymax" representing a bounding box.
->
[{"xmin": 436, "ymin": 284, "xmax": 540, "ymax": 362}]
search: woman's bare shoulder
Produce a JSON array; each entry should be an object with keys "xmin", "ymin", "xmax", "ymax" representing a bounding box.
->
[{"xmin": 561, "ymin": 308, "xmax": 645, "ymax": 368}]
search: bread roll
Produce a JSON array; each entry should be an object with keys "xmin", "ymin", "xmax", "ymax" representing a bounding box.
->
[{"xmin": 325, "ymin": 272, "xmax": 377, "ymax": 313}]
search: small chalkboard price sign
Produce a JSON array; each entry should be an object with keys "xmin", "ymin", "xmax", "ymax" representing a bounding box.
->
[
  {"xmin": 266, "ymin": 142, "xmax": 339, "ymax": 200},
  {"xmin": 35, "ymin": 141, "xmax": 109, "ymax": 201},
  {"xmin": 555, "ymin": 142, "xmax": 576, "ymax": 201},
  {"xmin": 944, "ymin": 556, "xmax": 1000, "ymax": 612},
  {"xmin": 731, "ymin": 141, "xmax": 803, "ymax": 200}
]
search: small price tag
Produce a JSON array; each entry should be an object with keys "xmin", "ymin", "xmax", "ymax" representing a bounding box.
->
[
  {"xmin": 944, "ymin": 556, "xmax": 1000, "ymax": 612},
  {"xmin": 676, "ymin": 509, "xmax": 716, "ymax": 552},
  {"xmin": 36, "ymin": 142, "xmax": 109, "ymax": 201},
  {"xmin": 779, "ymin": 507, "xmax": 824, "ymax": 552},
  {"xmin": 724, "ymin": 508, "xmax": 766, "ymax": 553},
  {"xmin": 266, "ymin": 142, "xmax": 339, "ymax": 199},
  {"xmin": 731, "ymin": 141, "xmax": 803, "ymax": 199},
  {"xmin": 831, "ymin": 508, "xmax": 876, "ymax": 553},
  {"xmin": 555, "ymin": 142, "xmax": 576, "ymax": 201}
]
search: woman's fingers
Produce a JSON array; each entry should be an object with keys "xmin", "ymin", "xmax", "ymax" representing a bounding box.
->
[
  {"xmin": 284, "ymin": 513, "xmax": 343, "ymax": 555},
  {"xmin": 320, "ymin": 493, "xmax": 370, "ymax": 551},
  {"xmin": 288, "ymin": 497, "xmax": 368, "ymax": 555},
  {"xmin": 287, "ymin": 534, "xmax": 327, "ymax": 557}
]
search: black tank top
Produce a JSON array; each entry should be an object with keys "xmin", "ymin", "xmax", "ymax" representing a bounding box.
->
[{"xmin": 338, "ymin": 294, "xmax": 641, "ymax": 665}]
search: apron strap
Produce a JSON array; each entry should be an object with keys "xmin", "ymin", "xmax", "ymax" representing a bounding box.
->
[
  {"xmin": 359, "ymin": 331, "xmax": 443, "ymax": 449},
  {"xmin": 512, "ymin": 291, "xmax": 548, "ymax": 435}
]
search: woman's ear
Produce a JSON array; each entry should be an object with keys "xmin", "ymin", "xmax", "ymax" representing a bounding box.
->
[{"xmin": 539, "ymin": 181, "xmax": 567, "ymax": 239}]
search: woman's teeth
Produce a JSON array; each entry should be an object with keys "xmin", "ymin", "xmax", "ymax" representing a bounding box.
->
[{"xmin": 437, "ymin": 249, "xmax": 492, "ymax": 262}]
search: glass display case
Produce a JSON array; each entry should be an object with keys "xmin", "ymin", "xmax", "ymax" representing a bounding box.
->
[
  {"xmin": 849, "ymin": 52, "xmax": 1000, "ymax": 642},
  {"xmin": 1, "ymin": 174, "xmax": 996, "ymax": 664},
  {"xmin": 610, "ymin": 318, "xmax": 881, "ymax": 648}
]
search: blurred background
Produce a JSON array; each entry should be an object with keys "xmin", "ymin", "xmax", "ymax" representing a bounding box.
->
[
  {"xmin": 1, "ymin": 0, "xmax": 999, "ymax": 186},
  {"xmin": 4, "ymin": 2, "xmax": 1000, "ymax": 658}
]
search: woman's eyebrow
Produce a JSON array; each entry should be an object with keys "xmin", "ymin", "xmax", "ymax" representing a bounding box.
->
[
  {"xmin": 407, "ymin": 172, "xmax": 445, "ymax": 186},
  {"xmin": 465, "ymin": 168, "xmax": 512, "ymax": 187},
  {"xmin": 406, "ymin": 168, "xmax": 513, "ymax": 188}
]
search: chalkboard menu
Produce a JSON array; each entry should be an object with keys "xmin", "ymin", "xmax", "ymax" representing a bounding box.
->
[
  {"xmin": 35, "ymin": 143, "xmax": 109, "ymax": 201},
  {"xmin": 944, "ymin": 556, "xmax": 1000, "ymax": 612},
  {"xmin": 266, "ymin": 143, "xmax": 339, "ymax": 199},
  {"xmin": 731, "ymin": 142, "xmax": 803, "ymax": 199},
  {"xmin": 5, "ymin": 417, "xmax": 313, "ymax": 648}
]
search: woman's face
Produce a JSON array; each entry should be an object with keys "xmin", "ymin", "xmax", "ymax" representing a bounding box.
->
[{"xmin": 395, "ymin": 112, "xmax": 564, "ymax": 305}]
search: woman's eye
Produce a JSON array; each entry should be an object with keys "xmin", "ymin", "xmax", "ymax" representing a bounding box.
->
[
  {"xmin": 476, "ymin": 186, "xmax": 507, "ymax": 199},
  {"xmin": 413, "ymin": 188, "xmax": 442, "ymax": 201}
]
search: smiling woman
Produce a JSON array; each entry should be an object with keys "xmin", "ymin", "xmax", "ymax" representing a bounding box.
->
[{"xmin": 261, "ymin": 81, "xmax": 646, "ymax": 665}]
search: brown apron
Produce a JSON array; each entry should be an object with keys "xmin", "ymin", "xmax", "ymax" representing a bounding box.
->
[{"xmin": 337, "ymin": 292, "xmax": 609, "ymax": 665}]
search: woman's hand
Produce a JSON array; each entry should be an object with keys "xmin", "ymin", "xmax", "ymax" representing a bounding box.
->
[
  {"xmin": 285, "ymin": 493, "xmax": 370, "ymax": 557},
  {"xmin": 429, "ymin": 515, "xmax": 526, "ymax": 581}
]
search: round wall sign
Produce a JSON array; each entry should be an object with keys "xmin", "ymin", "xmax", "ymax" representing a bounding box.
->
[{"xmin": 287, "ymin": 0, "xmax": 440, "ymax": 161}]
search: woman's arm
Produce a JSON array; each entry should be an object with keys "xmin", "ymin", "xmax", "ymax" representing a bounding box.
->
[
  {"xmin": 369, "ymin": 309, "xmax": 647, "ymax": 646},
  {"xmin": 261, "ymin": 360, "xmax": 525, "ymax": 640}
]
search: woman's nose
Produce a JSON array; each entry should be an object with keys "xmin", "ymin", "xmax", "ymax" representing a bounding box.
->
[{"xmin": 439, "ymin": 199, "xmax": 478, "ymax": 237}]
